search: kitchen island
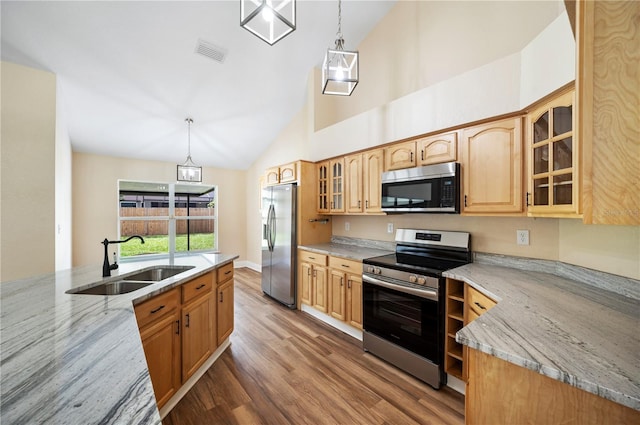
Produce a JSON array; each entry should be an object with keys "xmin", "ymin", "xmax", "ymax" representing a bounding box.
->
[
  {"xmin": 444, "ymin": 262, "xmax": 639, "ymax": 421},
  {"xmin": 0, "ymin": 253, "xmax": 237, "ymax": 425}
]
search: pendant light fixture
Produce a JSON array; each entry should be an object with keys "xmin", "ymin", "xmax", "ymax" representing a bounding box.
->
[
  {"xmin": 240, "ymin": 0, "xmax": 296, "ymax": 45},
  {"xmin": 322, "ymin": 0, "xmax": 358, "ymax": 96},
  {"xmin": 177, "ymin": 118, "xmax": 202, "ymax": 182}
]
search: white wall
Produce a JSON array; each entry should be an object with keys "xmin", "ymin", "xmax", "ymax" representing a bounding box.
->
[
  {"xmin": 73, "ymin": 153, "xmax": 247, "ymax": 268},
  {"xmin": 1, "ymin": 61, "xmax": 57, "ymax": 282}
]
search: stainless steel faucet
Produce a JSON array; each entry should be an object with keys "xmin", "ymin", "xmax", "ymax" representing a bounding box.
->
[{"xmin": 102, "ymin": 236, "xmax": 145, "ymax": 277}]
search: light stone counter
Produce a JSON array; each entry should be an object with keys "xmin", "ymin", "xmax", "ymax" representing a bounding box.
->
[
  {"xmin": 298, "ymin": 242, "xmax": 393, "ymax": 262},
  {"xmin": 444, "ymin": 263, "xmax": 640, "ymax": 411},
  {"xmin": 0, "ymin": 253, "xmax": 237, "ymax": 425}
]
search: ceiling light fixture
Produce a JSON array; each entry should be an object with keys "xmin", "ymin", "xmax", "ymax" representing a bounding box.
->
[
  {"xmin": 240, "ymin": 0, "xmax": 296, "ymax": 46},
  {"xmin": 177, "ymin": 118, "xmax": 202, "ymax": 182},
  {"xmin": 322, "ymin": 0, "xmax": 358, "ymax": 96}
]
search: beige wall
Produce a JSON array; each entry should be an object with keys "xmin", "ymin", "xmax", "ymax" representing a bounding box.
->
[
  {"xmin": 314, "ymin": 1, "xmax": 565, "ymax": 131},
  {"xmin": 73, "ymin": 152, "xmax": 246, "ymax": 267},
  {"xmin": 55, "ymin": 80, "xmax": 73, "ymax": 271},
  {"xmin": 1, "ymin": 61, "xmax": 57, "ymax": 282}
]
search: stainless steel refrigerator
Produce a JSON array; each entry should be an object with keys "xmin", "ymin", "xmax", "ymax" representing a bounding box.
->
[{"xmin": 261, "ymin": 183, "xmax": 297, "ymax": 308}]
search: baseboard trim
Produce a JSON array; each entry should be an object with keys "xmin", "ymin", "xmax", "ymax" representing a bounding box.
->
[
  {"xmin": 238, "ymin": 261, "xmax": 261, "ymax": 272},
  {"xmin": 446, "ymin": 374, "xmax": 466, "ymax": 395},
  {"xmin": 158, "ymin": 338, "xmax": 231, "ymax": 419},
  {"xmin": 300, "ymin": 304, "xmax": 363, "ymax": 341}
]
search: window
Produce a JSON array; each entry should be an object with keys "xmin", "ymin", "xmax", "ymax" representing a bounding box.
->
[{"xmin": 117, "ymin": 180, "xmax": 217, "ymax": 259}]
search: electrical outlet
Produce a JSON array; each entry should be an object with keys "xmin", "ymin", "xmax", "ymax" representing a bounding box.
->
[
  {"xmin": 345, "ymin": 222, "xmax": 350, "ymax": 231},
  {"xmin": 517, "ymin": 229, "xmax": 530, "ymax": 246},
  {"xmin": 387, "ymin": 223, "xmax": 394, "ymax": 234}
]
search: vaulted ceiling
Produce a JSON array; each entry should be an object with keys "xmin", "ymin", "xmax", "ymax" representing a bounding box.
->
[{"xmin": 1, "ymin": 1, "xmax": 396, "ymax": 170}]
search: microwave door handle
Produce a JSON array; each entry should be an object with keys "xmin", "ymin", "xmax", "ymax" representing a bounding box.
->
[{"xmin": 363, "ymin": 274, "xmax": 438, "ymax": 301}]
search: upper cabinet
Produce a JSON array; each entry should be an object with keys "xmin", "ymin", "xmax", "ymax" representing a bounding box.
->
[
  {"xmin": 527, "ymin": 89, "xmax": 579, "ymax": 217},
  {"xmin": 265, "ymin": 162, "xmax": 297, "ymax": 186},
  {"xmin": 317, "ymin": 158, "xmax": 345, "ymax": 214},
  {"xmin": 344, "ymin": 149, "xmax": 384, "ymax": 214},
  {"xmin": 577, "ymin": 0, "xmax": 639, "ymax": 225},
  {"xmin": 384, "ymin": 141, "xmax": 416, "ymax": 171},
  {"xmin": 460, "ymin": 116, "xmax": 524, "ymax": 214},
  {"xmin": 345, "ymin": 154, "xmax": 363, "ymax": 213},
  {"xmin": 417, "ymin": 132, "xmax": 457, "ymax": 165}
]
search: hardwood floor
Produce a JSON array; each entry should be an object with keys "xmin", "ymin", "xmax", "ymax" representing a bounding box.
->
[{"xmin": 163, "ymin": 268, "xmax": 464, "ymax": 425}]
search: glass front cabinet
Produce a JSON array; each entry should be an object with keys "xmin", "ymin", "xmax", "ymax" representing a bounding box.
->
[{"xmin": 527, "ymin": 88, "xmax": 580, "ymax": 217}]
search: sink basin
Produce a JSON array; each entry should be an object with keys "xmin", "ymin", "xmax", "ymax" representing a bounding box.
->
[
  {"xmin": 66, "ymin": 265, "xmax": 195, "ymax": 295},
  {"xmin": 68, "ymin": 280, "xmax": 155, "ymax": 295},
  {"xmin": 121, "ymin": 265, "xmax": 195, "ymax": 282}
]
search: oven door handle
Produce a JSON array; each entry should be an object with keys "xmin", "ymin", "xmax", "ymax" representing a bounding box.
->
[{"xmin": 363, "ymin": 274, "xmax": 438, "ymax": 301}]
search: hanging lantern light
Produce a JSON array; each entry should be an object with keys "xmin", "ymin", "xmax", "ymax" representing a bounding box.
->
[
  {"xmin": 240, "ymin": 0, "xmax": 296, "ymax": 46},
  {"xmin": 177, "ymin": 118, "xmax": 202, "ymax": 182},
  {"xmin": 322, "ymin": 0, "xmax": 358, "ymax": 96}
]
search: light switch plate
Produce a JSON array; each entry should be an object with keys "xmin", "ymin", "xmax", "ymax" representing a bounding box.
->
[
  {"xmin": 387, "ymin": 223, "xmax": 394, "ymax": 234},
  {"xmin": 517, "ymin": 229, "xmax": 530, "ymax": 245},
  {"xmin": 345, "ymin": 222, "xmax": 350, "ymax": 231}
]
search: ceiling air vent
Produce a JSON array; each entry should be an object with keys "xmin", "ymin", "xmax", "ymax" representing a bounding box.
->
[{"xmin": 195, "ymin": 39, "xmax": 227, "ymax": 63}]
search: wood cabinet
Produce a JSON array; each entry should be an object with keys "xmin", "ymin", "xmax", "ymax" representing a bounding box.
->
[
  {"xmin": 466, "ymin": 348, "xmax": 639, "ymax": 425},
  {"xmin": 134, "ymin": 265, "xmax": 234, "ymax": 409},
  {"xmin": 298, "ymin": 250, "xmax": 329, "ymax": 313},
  {"xmin": 460, "ymin": 116, "xmax": 524, "ymax": 214},
  {"xmin": 216, "ymin": 263, "xmax": 234, "ymax": 346},
  {"xmin": 527, "ymin": 88, "xmax": 579, "ymax": 217},
  {"xmin": 136, "ymin": 288, "xmax": 181, "ymax": 409},
  {"xmin": 577, "ymin": 0, "xmax": 639, "ymax": 225},
  {"xmin": 328, "ymin": 256, "xmax": 364, "ymax": 330},
  {"xmin": 265, "ymin": 162, "xmax": 297, "ymax": 186},
  {"xmin": 317, "ymin": 159, "xmax": 345, "ymax": 214},
  {"xmin": 384, "ymin": 141, "xmax": 416, "ymax": 171},
  {"xmin": 417, "ymin": 132, "xmax": 457, "ymax": 165},
  {"xmin": 344, "ymin": 149, "xmax": 384, "ymax": 214},
  {"xmin": 181, "ymin": 291, "xmax": 212, "ymax": 382},
  {"xmin": 444, "ymin": 279, "xmax": 496, "ymax": 382}
]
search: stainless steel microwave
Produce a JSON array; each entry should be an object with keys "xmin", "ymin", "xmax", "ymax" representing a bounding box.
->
[{"xmin": 381, "ymin": 162, "xmax": 460, "ymax": 213}]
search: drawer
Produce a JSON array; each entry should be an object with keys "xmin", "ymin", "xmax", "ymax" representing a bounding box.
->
[
  {"xmin": 467, "ymin": 286, "xmax": 496, "ymax": 319},
  {"xmin": 329, "ymin": 256, "xmax": 362, "ymax": 275},
  {"xmin": 182, "ymin": 272, "xmax": 213, "ymax": 303},
  {"xmin": 135, "ymin": 287, "xmax": 180, "ymax": 329},
  {"xmin": 217, "ymin": 262, "xmax": 234, "ymax": 284},
  {"xmin": 299, "ymin": 250, "xmax": 327, "ymax": 266}
]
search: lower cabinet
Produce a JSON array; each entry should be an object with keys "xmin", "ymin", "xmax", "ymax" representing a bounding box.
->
[
  {"xmin": 299, "ymin": 250, "xmax": 363, "ymax": 331},
  {"xmin": 134, "ymin": 265, "xmax": 235, "ymax": 409},
  {"xmin": 216, "ymin": 262, "xmax": 235, "ymax": 346},
  {"xmin": 138, "ymin": 302, "xmax": 181, "ymax": 409}
]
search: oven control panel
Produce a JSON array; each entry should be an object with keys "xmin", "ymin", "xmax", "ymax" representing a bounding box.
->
[{"xmin": 364, "ymin": 265, "xmax": 438, "ymax": 291}]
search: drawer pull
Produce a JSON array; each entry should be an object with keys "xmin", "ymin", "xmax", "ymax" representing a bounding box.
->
[
  {"xmin": 309, "ymin": 256, "xmax": 316, "ymax": 260},
  {"xmin": 474, "ymin": 302, "xmax": 486, "ymax": 310},
  {"xmin": 225, "ymin": 270, "xmax": 231, "ymax": 275},
  {"xmin": 150, "ymin": 305, "xmax": 165, "ymax": 314},
  {"xmin": 196, "ymin": 284, "xmax": 206, "ymax": 290},
  {"xmin": 341, "ymin": 264, "xmax": 350, "ymax": 268}
]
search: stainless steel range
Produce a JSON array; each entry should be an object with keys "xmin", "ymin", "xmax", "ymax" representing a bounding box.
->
[{"xmin": 362, "ymin": 228, "xmax": 472, "ymax": 389}]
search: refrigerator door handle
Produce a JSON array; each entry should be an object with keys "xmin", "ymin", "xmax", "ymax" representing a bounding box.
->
[
  {"xmin": 267, "ymin": 204, "xmax": 275, "ymax": 252},
  {"xmin": 268, "ymin": 204, "xmax": 276, "ymax": 252}
]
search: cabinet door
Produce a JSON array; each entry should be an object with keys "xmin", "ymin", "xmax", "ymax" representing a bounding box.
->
[
  {"xmin": 345, "ymin": 154, "xmax": 363, "ymax": 213},
  {"xmin": 217, "ymin": 279, "xmax": 234, "ymax": 346},
  {"xmin": 384, "ymin": 141, "xmax": 416, "ymax": 171},
  {"xmin": 182, "ymin": 294, "xmax": 212, "ymax": 382},
  {"xmin": 346, "ymin": 273, "xmax": 363, "ymax": 330},
  {"xmin": 329, "ymin": 158, "xmax": 345, "ymax": 213},
  {"xmin": 279, "ymin": 162, "xmax": 297, "ymax": 183},
  {"xmin": 527, "ymin": 90, "xmax": 578, "ymax": 216},
  {"xmin": 461, "ymin": 117, "xmax": 523, "ymax": 213},
  {"xmin": 312, "ymin": 265, "xmax": 328, "ymax": 313},
  {"xmin": 139, "ymin": 309, "xmax": 181, "ymax": 409},
  {"xmin": 317, "ymin": 161, "xmax": 330, "ymax": 213},
  {"xmin": 329, "ymin": 269, "xmax": 346, "ymax": 321},
  {"xmin": 265, "ymin": 167, "xmax": 280, "ymax": 186},
  {"xmin": 363, "ymin": 149, "xmax": 383, "ymax": 213},
  {"xmin": 299, "ymin": 261, "xmax": 312, "ymax": 305},
  {"xmin": 418, "ymin": 132, "xmax": 457, "ymax": 165}
]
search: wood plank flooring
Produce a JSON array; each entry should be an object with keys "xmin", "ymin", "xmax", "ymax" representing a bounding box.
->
[{"xmin": 163, "ymin": 268, "xmax": 464, "ymax": 425}]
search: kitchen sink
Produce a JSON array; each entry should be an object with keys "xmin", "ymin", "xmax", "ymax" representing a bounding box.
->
[
  {"xmin": 66, "ymin": 265, "xmax": 195, "ymax": 295},
  {"xmin": 120, "ymin": 265, "xmax": 195, "ymax": 282}
]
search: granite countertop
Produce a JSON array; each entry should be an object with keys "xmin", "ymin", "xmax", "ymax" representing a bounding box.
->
[
  {"xmin": 0, "ymin": 253, "xmax": 237, "ymax": 425},
  {"xmin": 298, "ymin": 242, "xmax": 393, "ymax": 261},
  {"xmin": 444, "ymin": 263, "xmax": 640, "ymax": 411}
]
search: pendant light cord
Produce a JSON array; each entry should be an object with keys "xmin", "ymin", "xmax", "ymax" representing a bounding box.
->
[
  {"xmin": 185, "ymin": 117, "xmax": 193, "ymax": 159},
  {"xmin": 335, "ymin": 0, "xmax": 344, "ymax": 49}
]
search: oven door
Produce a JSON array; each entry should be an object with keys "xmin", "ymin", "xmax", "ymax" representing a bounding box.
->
[{"xmin": 362, "ymin": 274, "xmax": 442, "ymax": 363}]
